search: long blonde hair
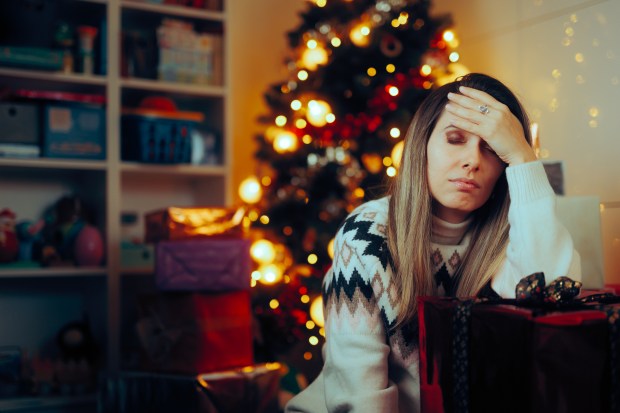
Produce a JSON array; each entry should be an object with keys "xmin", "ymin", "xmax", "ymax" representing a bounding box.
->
[{"xmin": 387, "ymin": 73, "xmax": 532, "ymax": 326}]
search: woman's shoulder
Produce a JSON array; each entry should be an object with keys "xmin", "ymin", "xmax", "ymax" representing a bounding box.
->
[
  {"xmin": 344, "ymin": 196, "xmax": 389, "ymax": 229},
  {"xmin": 334, "ymin": 196, "xmax": 391, "ymax": 270}
]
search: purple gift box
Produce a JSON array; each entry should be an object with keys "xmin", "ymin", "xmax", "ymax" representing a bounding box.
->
[{"xmin": 155, "ymin": 238, "xmax": 251, "ymax": 292}]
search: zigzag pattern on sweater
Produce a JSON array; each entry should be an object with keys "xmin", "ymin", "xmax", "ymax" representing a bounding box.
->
[
  {"xmin": 339, "ymin": 211, "xmax": 392, "ymax": 270},
  {"xmin": 323, "ymin": 210, "xmax": 418, "ymax": 356}
]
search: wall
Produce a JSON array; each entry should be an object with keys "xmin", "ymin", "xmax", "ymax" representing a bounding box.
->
[{"xmin": 228, "ymin": 0, "xmax": 620, "ymax": 283}]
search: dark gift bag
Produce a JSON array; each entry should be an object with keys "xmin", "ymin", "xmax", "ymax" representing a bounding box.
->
[
  {"xmin": 99, "ymin": 363, "xmax": 282, "ymax": 413},
  {"xmin": 419, "ymin": 273, "xmax": 620, "ymax": 413}
]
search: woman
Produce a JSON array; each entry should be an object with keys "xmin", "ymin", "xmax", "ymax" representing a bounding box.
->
[{"xmin": 285, "ymin": 73, "xmax": 581, "ymax": 413}]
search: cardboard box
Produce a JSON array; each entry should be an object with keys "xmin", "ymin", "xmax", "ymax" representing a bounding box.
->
[
  {"xmin": 155, "ymin": 238, "xmax": 250, "ymax": 292},
  {"xmin": 43, "ymin": 103, "xmax": 105, "ymax": 159}
]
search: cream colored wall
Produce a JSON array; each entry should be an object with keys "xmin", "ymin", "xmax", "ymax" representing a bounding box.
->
[{"xmin": 228, "ymin": 0, "xmax": 620, "ymax": 283}]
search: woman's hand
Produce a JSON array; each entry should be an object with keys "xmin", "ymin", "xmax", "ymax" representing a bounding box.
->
[{"xmin": 444, "ymin": 86, "xmax": 537, "ymax": 166}]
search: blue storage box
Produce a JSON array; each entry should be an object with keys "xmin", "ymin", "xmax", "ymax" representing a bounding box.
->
[
  {"xmin": 122, "ymin": 115, "xmax": 195, "ymax": 163},
  {"xmin": 43, "ymin": 104, "xmax": 106, "ymax": 159}
]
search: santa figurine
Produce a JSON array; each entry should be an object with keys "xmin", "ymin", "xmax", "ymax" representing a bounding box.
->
[{"xmin": 0, "ymin": 208, "xmax": 19, "ymax": 263}]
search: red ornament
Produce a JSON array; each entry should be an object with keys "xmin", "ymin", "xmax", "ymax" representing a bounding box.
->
[{"xmin": 0, "ymin": 209, "xmax": 18, "ymax": 263}]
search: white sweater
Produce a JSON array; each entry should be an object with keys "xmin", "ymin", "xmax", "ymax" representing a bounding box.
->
[{"xmin": 286, "ymin": 161, "xmax": 581, "ymax": 413}]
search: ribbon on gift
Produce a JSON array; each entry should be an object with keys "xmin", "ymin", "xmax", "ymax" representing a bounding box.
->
[{"xmin": 515, "ymin": 272, "xmax": 582, "ymax": 306}]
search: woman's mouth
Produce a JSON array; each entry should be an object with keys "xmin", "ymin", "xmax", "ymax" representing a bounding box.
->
[{"xmin": 450, "ymin": 178, "xmax": 480, "ymax": 191}]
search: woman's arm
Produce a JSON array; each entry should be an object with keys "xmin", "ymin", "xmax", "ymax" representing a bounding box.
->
[
  {"xmin": 491, "ymin": 161, "xmax": 582, "ymax": 297},
  {"xmin": 321, "ymin": 206, "xmax": 399, "ymax": 412}
]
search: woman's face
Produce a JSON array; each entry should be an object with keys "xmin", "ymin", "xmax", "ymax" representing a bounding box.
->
[{"xmin": 426, "ymin": 110, "xmax": 505, "ymax": 223}]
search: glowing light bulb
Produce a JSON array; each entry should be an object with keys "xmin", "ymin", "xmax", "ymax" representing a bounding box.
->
[
  {"xmin": 306, "ymin": 100, "xmax": 332, "ymax": 127},
  {"xmin": 443, "ymin": 30, "xmax": 455, "ymax": 42},
  {"xmin": 258, "ymin": 264, "xmax": 283, "ymax": 284},
  {"xmin": 391, "ymin": 141, "xmax": 404, "ymax": 169},
  {"xmin": 327, "ymin": 238, "xmax": 335, "ymax": 259},
  {"xmin": 239, "ymin": 176, "xmax": 262, "ymax": 204},
  {"xmin": 310, "ymin": 296, "xmax": 324, "ymax": 327},
  {"xmin": 350, "ymin": 23, "xmax": 371, "ymax": 47},
  {"xmin": 273, "ymin": 130, "xmax": 299, "ymax": 153},
  {"xmin": 250, "ymin": 239, "xmax": 276, "ymax": 265},
  {"xmin": 302, "ymin": 45, "xmax": 328, "ymax": 70}
]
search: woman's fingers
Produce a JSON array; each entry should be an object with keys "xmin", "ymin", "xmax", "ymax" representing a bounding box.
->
[{"xmin": 444, "ymin": 86, "xmax": 536, "ymax": 166}]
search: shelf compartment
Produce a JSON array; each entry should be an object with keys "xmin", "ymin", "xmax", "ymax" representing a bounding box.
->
[
  {"xmin": 0, "ymin": 168, "xmax": 107, "ymax": 270},
  {"xmin": 0, "ymin": 277, "xmax": 107, "ymax": 398}
]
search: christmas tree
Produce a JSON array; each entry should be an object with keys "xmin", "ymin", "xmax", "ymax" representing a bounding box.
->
[{"xmin": 240, "ymin": 0, "xmax": 466, "ymax": 383}]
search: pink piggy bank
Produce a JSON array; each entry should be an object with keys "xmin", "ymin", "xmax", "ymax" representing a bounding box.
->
[{"xmin": 74, "ymin": 225, "xmax": 104, "ymax": 266}]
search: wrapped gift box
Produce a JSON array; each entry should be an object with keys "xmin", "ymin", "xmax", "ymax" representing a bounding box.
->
[
  {"xmin": 155, "ymin": 238, "xmax": 251, "ymax": 292},
  {"xmin": 419, "ymin": 295, "xmax": 619, "ymax": 413},
  {"xmin": 99, "ymin": 363, "xmax": 282, "ymax": 413},
  {"xmin": 144, "ymin": 206, "xmax": 246, "ymax": 243},
  {"xmin": 135, "ymin": 290, "xmax": 253, "ymax": 375}
]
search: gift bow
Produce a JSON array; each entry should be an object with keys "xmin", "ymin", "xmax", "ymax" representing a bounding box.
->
[{"xmin": 515, "ymin": 272, "xmax": 582, "ymax": 305}]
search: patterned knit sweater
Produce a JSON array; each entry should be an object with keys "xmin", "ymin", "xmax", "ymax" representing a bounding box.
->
[{"xmin": 286, "ymin": 161, "xmax": 581, "ymax": 413}]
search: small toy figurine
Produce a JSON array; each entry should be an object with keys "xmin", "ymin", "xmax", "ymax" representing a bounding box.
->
[{"xmin": 0, "ymin": 208, "xmax": 19, "ymax": 263}]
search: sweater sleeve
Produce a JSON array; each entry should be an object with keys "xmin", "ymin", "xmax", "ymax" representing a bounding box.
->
[
  {"xmin": 320, "ymin": 204, "xmax": 398, "ymax": 412},
  {"xmin": 491, "ymin": 161, "xmax": 582, "ymax": 297}
]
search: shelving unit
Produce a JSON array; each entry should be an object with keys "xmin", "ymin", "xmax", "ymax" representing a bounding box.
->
[{"xmin": 0, "ymin": 0, "xmax": 229, "ymax": 410}]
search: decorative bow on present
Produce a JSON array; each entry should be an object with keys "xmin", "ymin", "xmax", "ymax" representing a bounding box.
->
[{"xmin": 515, "ymin": 272, "xmax": 582, "ymax": 306}]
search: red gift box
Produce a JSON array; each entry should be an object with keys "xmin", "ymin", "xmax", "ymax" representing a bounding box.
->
[
  {"xmin": 418, "ymin": 296, "xmax": 619, "ymax": 413},
  {"xmin": 155, "ymin": 238, "xmax": 251, "ymax": 292},
  {"xmin": 136, "ymin": 290, "xmax": 253, "ymax": 375}
]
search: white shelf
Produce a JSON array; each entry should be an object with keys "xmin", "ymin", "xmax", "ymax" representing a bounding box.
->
[
  {"xmin": 121, "ymin": 77, "xmax": 225, "ymax": 97},
  {"xmin": 120, "ymin": 161, "xmax": 226, "ymax": 176},
  {"xmin": 0, "ymin": 394, "xmax": 97, "ymax": 412},
  {"xmin": 0, "ymin": 267, "xmax": 107, "ymax": 278},
  {"xmin": 0, "ymin": 67, "xmax": 107, "ymax": 86},
  {"xmin": 0, "ymin": 157, "xmax": 107, "ymax": 171},
  {"xmin": 121, "ymin": 0, "xmax": 224, "ymax": 21}
]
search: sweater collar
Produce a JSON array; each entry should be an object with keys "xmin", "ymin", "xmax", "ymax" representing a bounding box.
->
[{"xmin": 431, "ymin": 215, "xmax": 472, "ymax": 245}]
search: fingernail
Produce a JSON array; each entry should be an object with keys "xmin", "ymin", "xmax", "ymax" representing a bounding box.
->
[
  {"xmin": 445, "ymin": 103, "xmax": 454, "ymax": 110},
  {"xmin": 447, "ymin": 92, "xmax": 455, "ymax": 98}
]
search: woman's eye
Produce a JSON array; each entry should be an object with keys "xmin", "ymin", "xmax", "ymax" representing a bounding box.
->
[{"xmin": 446, "ymin": 135, "xmax": 465, "ymax": 144}]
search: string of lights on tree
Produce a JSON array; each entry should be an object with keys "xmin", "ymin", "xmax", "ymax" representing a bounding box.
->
[{"xmin": 238, "ymin": 0, "xmax": 468, "ymax": 368}]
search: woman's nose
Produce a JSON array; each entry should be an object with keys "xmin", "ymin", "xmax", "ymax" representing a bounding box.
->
[{"xmin": 462, "ymin": 145, "xmax": 481, "ymax": 171}]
